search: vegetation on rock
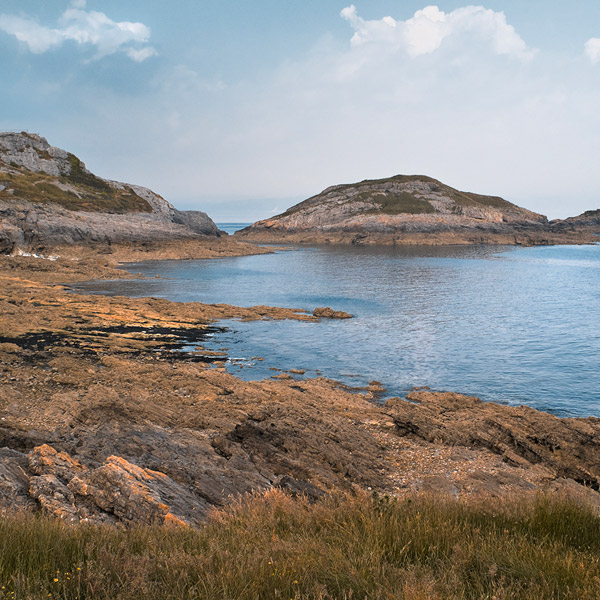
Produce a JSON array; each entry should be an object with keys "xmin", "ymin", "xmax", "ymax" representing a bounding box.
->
[
  {"xmin": 281, "ymin": 174, "xmax": 531, "ymax": 218},
  {"xmin": 0, "ymin": 168, "xmax": 151, "ymax": 214}
]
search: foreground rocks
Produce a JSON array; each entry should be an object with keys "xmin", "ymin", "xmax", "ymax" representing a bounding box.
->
[
  {"xmin": 0, "ymin": 132, "xmax": 223, "ymax": 252},
  {"xmin": 1, "ymin": 247, "xmax": 600, "ymax": 526},
  {"xmin": 386, "ymin": 390, "xmax": 600, "ymax": 497},
  {"xmin": 236, "ymin": 174, "xmax": 600, "ymax": 246}
]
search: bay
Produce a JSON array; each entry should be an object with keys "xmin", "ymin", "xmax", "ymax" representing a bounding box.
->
[{"xmin": 73, "ymin": 243, "xmax": 600, "ymax": 417}]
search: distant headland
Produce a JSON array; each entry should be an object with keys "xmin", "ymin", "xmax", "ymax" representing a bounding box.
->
[
  {"xmin": 0, "ymin": 131, "xmax": 222, "ymax": 254},
  {"xmin": 236, "ymin": 174, "xmax": 600, "ymax": 246}
]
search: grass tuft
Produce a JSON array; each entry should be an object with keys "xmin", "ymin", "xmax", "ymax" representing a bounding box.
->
[{"xmin": 1, "ymin": 491, "xmax": 600, "ymax": 599}]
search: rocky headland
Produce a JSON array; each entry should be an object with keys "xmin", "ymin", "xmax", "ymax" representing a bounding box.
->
[
  {"xmin": 236, "ymin": 175, "xmax": 600, "ymax": 245},
  {"xmin": 0, "ymin": 132, "xmax": 223, "ymax": 254},
  {"xmin": 2, "ymin": 250, "xmax": 600, "ymax": 526}
]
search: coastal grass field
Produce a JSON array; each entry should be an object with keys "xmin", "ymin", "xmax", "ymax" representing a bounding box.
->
[{"xmin": 2, "ymin": 491, "xmax": 600, "ymax": 599}]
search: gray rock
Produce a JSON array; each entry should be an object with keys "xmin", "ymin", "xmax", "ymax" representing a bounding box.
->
[
  {"xmin": 176, "ymin": 210, "xmax": 224, "ymax": 236},
  {"xmin": 0, "ymin": 448, "xmax": 36, "ymax": 510},
  {"xmin": 0, "ymin": 132, "xmax": 222, "ymax": 250}
]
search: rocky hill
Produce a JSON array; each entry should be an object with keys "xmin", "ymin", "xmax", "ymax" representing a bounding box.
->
[
  {"xmin": 236, "ymin": 175, "xmax": 598, "ymax": 245},
  {"xmin": 0, "ymin": 132, "xmax": 222, "ymax": 253},
  {"xmin": 551, "ymin": 208, "xmax": 600, "ymax": 232}
]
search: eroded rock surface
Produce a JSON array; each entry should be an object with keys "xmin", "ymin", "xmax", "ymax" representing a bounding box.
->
[
  {"xmin": 236, "ymin": 174, "xmax": 599, "ymax": 245},
  {"xmin": 386, "ymin": 390, "xmax": 600, "ymax": 493},
  {"xmin": 0, "ymin": 132, "xmax": 222, "ymax": 252}
]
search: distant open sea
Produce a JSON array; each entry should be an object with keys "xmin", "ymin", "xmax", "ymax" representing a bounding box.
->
[
  {"xmin": 216, "ymin": 223, "xmax": 252, "ymax": 235},
  {"xmin": 74, "ymin": 241, "xmax": 600, "ymax": 417}
]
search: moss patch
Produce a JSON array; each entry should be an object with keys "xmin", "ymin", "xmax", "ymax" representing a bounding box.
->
[
  {"xmin": 0, "ymin": 167, "xmax": 151, "ymax": 214},
  {"xmin": 282, "ymin": 174, "xmax": 523, "ymax": 219},
  {"xmin": 360, "ymin": 191, "xmax": 436, "ymax": 215}
]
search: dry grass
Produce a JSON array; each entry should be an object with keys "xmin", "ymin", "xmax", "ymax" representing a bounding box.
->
[{"xmin": 1, "ymin": 491, "xmax": 600, "ymax": 599}]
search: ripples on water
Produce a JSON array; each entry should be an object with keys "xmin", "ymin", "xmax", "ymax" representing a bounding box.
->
[{"xmin": 73, "ymin": 242, "xmax": 600, "ymax": 417}]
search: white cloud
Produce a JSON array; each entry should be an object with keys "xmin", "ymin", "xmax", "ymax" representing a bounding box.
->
[
  {"xmin": 0, "ymin": 15, "xmax": 63, "ymax": 53},
  {"xmin": 341, "ymin": 4, "xmax": 535, "ymax": 60},
  {"xmin": 31, "ymin": 4, "xmax": 599, "ymax": 221},
  {"xmin": 585, "ymin": 38, "xmax": 600, "ymax": 64},
  {"xmin": 127, "ymin": 47, "xmax": 157, "ymax": 62},
  {"xmin": 0, "ymin": 3, "xmax": 155, "ymax": 61}
]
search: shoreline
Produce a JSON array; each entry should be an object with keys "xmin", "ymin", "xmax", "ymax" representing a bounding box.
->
[
  {"xmin": 234, "ymin": 226, "xmax": 600, "ymax": 247},
  {"xmin": 2, "ymin": 238, "xmax": 600, "ymax": 526}
]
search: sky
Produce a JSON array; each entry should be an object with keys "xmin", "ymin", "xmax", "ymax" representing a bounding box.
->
[{"xmin": 1, "ymin": 1, "xmax": 600, "ymax": 221}]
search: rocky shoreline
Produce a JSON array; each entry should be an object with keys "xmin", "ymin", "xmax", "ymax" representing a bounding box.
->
[
  {"xmin": 235, "ymin": 227, "xmax": 599, "ymax": 246},
  {"xmin": 1, "ymin": 238, "xmax": 600, "ymax": 526},
  {"xmin": 236, "ymin": 174, "xmax": 600, "ymax": 246}
]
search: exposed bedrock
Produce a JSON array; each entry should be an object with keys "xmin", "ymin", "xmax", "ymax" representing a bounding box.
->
[
  {"xmin": 0, "ymin": 132, "xmax": 222, "ymax": 251},
  {"xmin": 236, "ymin": 174, "xmax": 599, "ymax": 245},
  {"xmin": 386, "ymin": 390, "xmax": 600, "ymax": 491}
]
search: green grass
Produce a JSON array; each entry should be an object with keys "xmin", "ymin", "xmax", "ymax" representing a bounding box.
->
[
  {"xmin": 1, "ymin": 491, "xmax": 600, "ymax": 599},
  {"xmin": 0, "ymin": 157, "xmax": 151, "ymax": 214}
]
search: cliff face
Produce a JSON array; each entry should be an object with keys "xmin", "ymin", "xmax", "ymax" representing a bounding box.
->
[
  {"xmin": 0, "ymin": 132, "xmax": 221, "ymax": 252},
  {"xmin": 236, "ymin": 175, "xmax": 595, "ymax": 245}
]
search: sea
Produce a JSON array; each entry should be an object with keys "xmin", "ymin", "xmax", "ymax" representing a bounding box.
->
[{"xmin": 73, "ymin": 223, "xmax": 600, "ymax": 417}]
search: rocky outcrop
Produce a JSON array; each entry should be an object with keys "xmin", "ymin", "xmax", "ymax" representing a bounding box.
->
[
  {"xmin": 386, "ymin": 390, "xmax": 600, "ymax": 491},
  {"xmin": 176, "ymin": 210, "xmax": 223, "ymax": 236},
  {"xmin": 3, "ymin": 250, "xmax": 600, "ymax": 526},
  {"xmin": 551, "ymin": 209, "xmax": 600, "ymax": 235},
  {"xmin": 0, "ymin": 132, "xmax": 222, "ymax": 252},
  {"xmin": 313, "ymin": 307, "xmax": 353, "ymax": 319},
  {"xmin": 236, "ymin": 175, "xmax": 598, "ymax": 245}
]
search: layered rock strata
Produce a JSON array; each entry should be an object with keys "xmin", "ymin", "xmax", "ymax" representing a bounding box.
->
[
  {"xmin": 0, "ymin": 132, "xmax": 222, "ymax": 253},
  {"xmin": 236, "ymin": 175, "xmax": 599, "ymax": 245}
]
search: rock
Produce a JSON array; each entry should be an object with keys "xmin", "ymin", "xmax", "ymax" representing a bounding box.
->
[
  {"xmin": 235, "ymin": 174, "xmax": 598, "ymax": 245},
  {"xmin": 0, "ymin": 448, "xmax": 36, "ymax": 510},
  {"xmin": 386, "ymin": 390, "xmax": 600, "ymax": 490},
  {"xmin": 551, "ymin": 209, "xmax": 600, "ymax": 235},
  {"xmin": 274, "ymin": 475, "xmax": 324, "ymax": 502},
  {"xmin": 176, "ymin": 210, "xmax": 223, "ymax": 237},
  {"xmin": 415, "ymin": 475, "xmax": 459, "ymax": 496},
  {"xmin": 28, "ymin": 444, "xmax": 85, "ymax": 481},
  {"xmin": 68, "ymin": 456, "xmax": 208, "ymax": 526},
  {"xmin": 29, "ymin": 474, "xmax": 79, "ymax": 521},
  {"xmin": 0, "ymin": 132, "xmax": 222, "ymax": 251},
  {"xmin": 23, "ymin": 444, "xmax": 211, "ymax": 526},
  {"xmin": 313, "ymin": 307, "xmax": 353, "ymax": 319}
]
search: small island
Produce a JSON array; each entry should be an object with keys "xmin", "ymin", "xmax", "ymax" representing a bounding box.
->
[{"xmin": 236, "ymin": 174, "xmax": 600, "ymax": 245}]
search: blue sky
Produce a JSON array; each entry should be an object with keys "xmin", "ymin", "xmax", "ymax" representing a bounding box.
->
[{"xmin": 1, "ymin": 1, "xmax": 600, "ymax": 220}]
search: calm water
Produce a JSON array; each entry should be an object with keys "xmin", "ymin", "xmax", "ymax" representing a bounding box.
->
[
  {"xmin": 74, "ymin": 243, "xmax": 600, "ymax": 417},
  {"xmin": 217, "ymin": 223, "xmax": 252, "ymax": 235}
]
